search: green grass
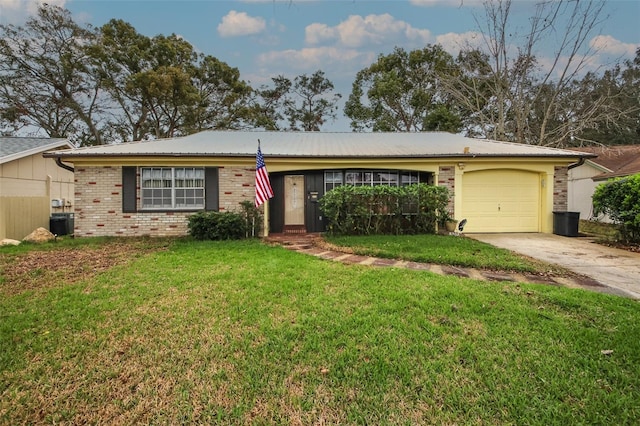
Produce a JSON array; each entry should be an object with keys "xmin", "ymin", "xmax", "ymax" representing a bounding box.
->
[
  {"xmin": 1, "ymin": 239, "xmax": 639, "ymax": 424},
  {"xmin": 324, "ymin": 233, "xmax": 547, "ymax": 272}
]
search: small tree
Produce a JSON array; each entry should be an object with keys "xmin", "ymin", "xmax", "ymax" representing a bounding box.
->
[
  {"xmin": 253, "ymin": 70, "xmax": 341, "ymax": 131},
  {"xmin": 592, "ymin": 174, "xmax": 640, "ymax": 243},
  {"xmin": 287, "ymin": 70, "xmax": 341, "ymax": 131},
  {"xmin": 239, "ymin": 201, "xmax": 262, "ymax": 238}
]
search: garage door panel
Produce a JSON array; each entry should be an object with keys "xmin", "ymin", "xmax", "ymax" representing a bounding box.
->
[
  {"xmin": 472, "ymin": 201, "xmax": 501, "ymax": 213},
  {"xmin": 462, "ymin": 170, "xmax": 540, "ymax": 233}
]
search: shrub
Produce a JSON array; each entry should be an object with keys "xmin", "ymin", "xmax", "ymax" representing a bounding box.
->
[
  {"xmin": 319, "ymin": 184, "xmax": 450, "ymax": 235},
  {"xmin": 239, "ymin": 201, "xmax": 263, "ymax": 238},
  {"xmin": 592, "ymin": 174, "xmax": 640, "ymax": 243},
  {"xmin": 188, "ymin": 211, "xmax": 247, "ymax": 240}
]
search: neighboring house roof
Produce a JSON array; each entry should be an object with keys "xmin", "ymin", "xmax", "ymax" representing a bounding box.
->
[
  {"xmin": 44, "ymin": 131, "xmax": 595, "ymax": 160},
  {"xmin": 569, "ymin": 145, "xmax": 640, "ymax": 181},
  {"xmin": 0, "ymin": 136, "xmax": 73, "ymax": 165}
]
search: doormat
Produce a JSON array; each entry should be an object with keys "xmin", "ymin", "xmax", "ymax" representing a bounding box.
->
[{"xmin": 283, "ymin": 225, "xmax": 307, "ymax": 234}]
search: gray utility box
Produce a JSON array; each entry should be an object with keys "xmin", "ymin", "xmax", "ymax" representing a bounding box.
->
[{"xmin": 552, "ymin": 211, "xmax": 580, "ymax": 237}]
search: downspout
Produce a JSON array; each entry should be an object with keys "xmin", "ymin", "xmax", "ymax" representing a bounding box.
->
[
  {"xmin": 568, "ymin": 157, "xmax": 586, "ymax": 170},
  {"xmin": 55, "ymin": 157, "xmax": 74, "ymax": 173}
]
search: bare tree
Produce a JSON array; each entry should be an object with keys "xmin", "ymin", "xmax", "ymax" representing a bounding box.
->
[{"xmin": 442, "ymin": 0, "xmax": 624, "ymax": 147}]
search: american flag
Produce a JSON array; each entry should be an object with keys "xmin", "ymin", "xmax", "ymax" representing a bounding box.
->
[{"xmin": 255, "ymin": 143, "xmax": 274, "ymax": 207}]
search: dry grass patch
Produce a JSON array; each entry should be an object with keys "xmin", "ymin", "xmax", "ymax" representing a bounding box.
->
[{"xmin": 0, "ymin": 238, "xmax": 171, "ymax": 296}]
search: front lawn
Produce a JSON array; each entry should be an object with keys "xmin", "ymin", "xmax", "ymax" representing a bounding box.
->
[
  {"xmin": 1, "ymin": 239, "xmax": 639, "ymax": 424},
  {"xmin": 324, "ymin": 234, "xmax": 550, "ymax": 272}
]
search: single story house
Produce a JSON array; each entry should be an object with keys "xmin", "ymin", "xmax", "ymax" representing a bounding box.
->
[
  {"xmin": 568, "ymin": 145, "xmax": 640, "ymax": 222},
  {"xmin": 43, "ymin": 131, "xmax": 594, "ymax": 237},
  {"xmin": 1, "ymin": 137, "xmax": 75, "ymax": 240}
]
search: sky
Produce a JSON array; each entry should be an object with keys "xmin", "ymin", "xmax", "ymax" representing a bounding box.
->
[{"xmin": 1, "ymin": 0, "xmax": 639, "ymax": 131}]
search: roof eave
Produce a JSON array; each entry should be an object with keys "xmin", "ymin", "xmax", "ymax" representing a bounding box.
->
[
  {"xmin": 1, "ymin": 140, "xmax": 74, "ymax": 165},
  {"xmin": 43, "ymin": 152, "xmax": 594, "ymax": 160},
  {"xmin": 593, "ymin": 170, "xmax": 640, "ymax": 182}
]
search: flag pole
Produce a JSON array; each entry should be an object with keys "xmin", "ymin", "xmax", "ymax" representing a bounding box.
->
[{"xmin": 254, "ymin": 139, "xmax": 259, "ymax": 238}]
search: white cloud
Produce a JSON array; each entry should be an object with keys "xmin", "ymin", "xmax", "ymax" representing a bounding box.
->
[
  {"xmin": 0, "ymin": 0, "xmax": 66, "ymax": 12},
  {"xmin": 534, "ymin": 35, "xmax": 638, "ymax": 77},
  {"xmin": 0, "ymin": 0, "xmax": 23, "ymax": 10},
  {"xmin": 0, "ymin": 0, "xmax": 67, "ymax": 23},
  {"xmin": 257, "ymin": 46, "xmax": 375, "ymax": 72},
  {"xmin": 410, "ymin": 0, "xmax": 482, "ymax": 7},
  {"xmin": 217, "ymin": 10, "xmax": 266, "ymax": 38},
  {"xmin": 305, "ymin": 22, "xmax": 336, "ymax": 45},
  {"xmin": 590, "ymin": 35, "xmax": 638, "ymax": 58},
  {"xmin": 436, "ymin": 31, "xmax": 484, "ymax": 54},
  {"xmin": 306, "ymin": 14, "xmax": 431, "ymax": 48}
]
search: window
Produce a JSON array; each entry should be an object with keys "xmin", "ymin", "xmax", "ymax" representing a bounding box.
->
[
  {"xmin": 324, "ymin": 169, "xmax": 432, "ymax": 195},
  {"xmin": 345, "ymin": 171, "xmax": 372, "ymax": 186},
  {"xmin": 141, "ymin": 167, "xmax": 205, "ymax": 209},
  {"xmin": 339, "ymin": 170, "xmax": 427, "ymax": 186},
  {"xmin": 373, "ymin": 171, "xmax": 399, "ymax": 186},
  {"xmin": 324, "ymin": 171, "xmax": 343, "ymax": 193},
  {"xmin": 401, "ymin": 171, "xmax": 421, "ymax": 186}
]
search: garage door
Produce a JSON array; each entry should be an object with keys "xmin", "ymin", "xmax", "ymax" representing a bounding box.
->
[{"xmin": 461, "ymin": 170, "xmax": 540, "ymax": 233}]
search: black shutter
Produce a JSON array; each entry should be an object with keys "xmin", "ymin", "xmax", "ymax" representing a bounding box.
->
[
  {"xmin": 122, "ymin": 166, "xmax": 137, "ymax": 213},
  {"xmin": 205, "ymin": 167, "xmax": 219, "ymax": 211},
  {"xmin": 269, "ymin": 174, "xmax": 284, "ymax": 233}
]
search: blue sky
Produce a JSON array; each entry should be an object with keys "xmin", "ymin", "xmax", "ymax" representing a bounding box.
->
[{"xmin": 1, "ymin": 0, "xmax": 639, "ymax": 131}]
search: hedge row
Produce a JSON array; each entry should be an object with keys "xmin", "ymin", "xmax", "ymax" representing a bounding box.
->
[{"xmin": 319, "ymin": 184, "xmax": 450, "ymax": 235}]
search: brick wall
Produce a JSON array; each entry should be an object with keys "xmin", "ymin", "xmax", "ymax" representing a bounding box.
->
[
  {"xmin": 438, "ymin": 165, "xmax": 456, "ymax": 214},
  {"xmin": 553, "ymin": 166, "xmax": 568, "ymax": 212},
  {"xmin": 218, "ymin": 165, "xmax": 256, "ymax": 212},
  {"xmin": 74, "ymin": 165, "xmax": 255, "ymax": 237}
]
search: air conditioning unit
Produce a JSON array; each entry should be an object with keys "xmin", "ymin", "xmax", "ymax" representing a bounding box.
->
[{"xmin": 51, "ymin": 198, "xmax": 63, "ymax": 208}]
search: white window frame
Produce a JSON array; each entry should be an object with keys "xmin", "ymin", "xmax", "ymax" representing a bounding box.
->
[
  {"xmin": 141, "ymin": 167, "xmax": 205, "ymax": 210},
  {"xmin": 335, "ymin": 169, "xmax": 425, "ymax": 188},
  {"xmin": 324, "ymin": 170, "xmax": 344, "ymax": 193}
]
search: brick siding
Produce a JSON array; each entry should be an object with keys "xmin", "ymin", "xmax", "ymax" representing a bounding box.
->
[
  {"xmin": 218, "ymin": 165, "xmax": 256, "ymax": 211},
  {"xmin": 553, "ymin": 166, "xmax": 569, "ymax": 212},
  {"xmin": 438, "ymin": 165, "xmax": 456, "ymax": 214},
  {"xmin": 74, "ymin": 165, "xmax": 254, "ymax": 237}
]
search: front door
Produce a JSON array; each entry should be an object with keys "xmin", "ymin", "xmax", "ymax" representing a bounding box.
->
[
  {"xmin": 305, "ymin": 172, "xmax": 325, "ymax": 232},
  {"xmin": 284, "ymin": 175, "xmax": 305, "ymax": 226}
]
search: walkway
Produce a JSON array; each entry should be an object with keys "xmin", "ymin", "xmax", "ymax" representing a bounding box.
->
[{"xmin": 265, "ymin": 234, "xmax": 635, "ymax": 299}]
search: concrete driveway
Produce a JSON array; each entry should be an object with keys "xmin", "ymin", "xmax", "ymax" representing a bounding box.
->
[{"xmin": 469, "ymin": 233, "xmax": 640, "ymax": 300}]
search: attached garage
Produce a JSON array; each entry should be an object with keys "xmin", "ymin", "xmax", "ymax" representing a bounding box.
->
[{"xmin": 461, "ymin": 169, "xmax": 541, "ymax": 233}]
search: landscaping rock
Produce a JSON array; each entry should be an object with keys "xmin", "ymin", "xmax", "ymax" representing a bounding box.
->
[
  {"xmin": 23, "ymin": 227, "xmax": 55, "ymax": 243},
  {"xmin": 0, "ymin": 238, "xmax": 21, "ymax": 246}
]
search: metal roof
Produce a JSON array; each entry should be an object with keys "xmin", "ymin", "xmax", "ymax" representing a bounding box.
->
[
  {"xmin": 43, "ymin": 131, "xmax": 594, "ymax": 159},
  {"xmin": 1, "ymin": 137, "xmax": 73, "ymax": 165}
]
